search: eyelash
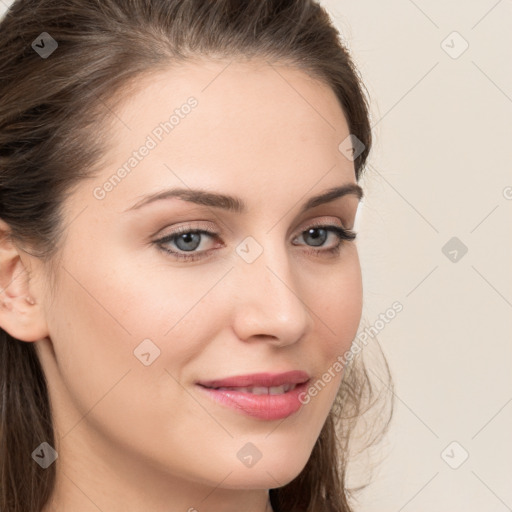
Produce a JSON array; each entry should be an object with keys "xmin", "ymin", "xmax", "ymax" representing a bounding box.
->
[{"xmin": 154, "ymin": 223, "xmax": 357, "ymax": 262}]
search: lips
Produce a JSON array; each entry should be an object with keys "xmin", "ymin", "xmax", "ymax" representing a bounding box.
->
[
  {"xmin": 197, "ymin": 370, "xmax": 310, "ymax": 390},
  {"xmin": 196, "ymin": 371, "xmax": 311, "ymax": 420},
  {"xmin": 212, "ymin": 383, "xmax": 297, "ymax": 395}
]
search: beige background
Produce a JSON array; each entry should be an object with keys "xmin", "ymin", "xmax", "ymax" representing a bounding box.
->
[{"xmin": 2, "ymin": 0, "xmax": 511, "ymax": 510}]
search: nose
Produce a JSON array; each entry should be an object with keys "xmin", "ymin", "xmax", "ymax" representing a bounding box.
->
[{"xmin": 230, "ymin": 240, "xmax": 312, "ymax": 348}]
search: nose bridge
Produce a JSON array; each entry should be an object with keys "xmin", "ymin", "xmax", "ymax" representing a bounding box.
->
[{"xmin": 231, "ymin": 233, "xmax": 311, "ymax": 343}]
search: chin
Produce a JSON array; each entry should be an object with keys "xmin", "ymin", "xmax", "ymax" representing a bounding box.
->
[{"xmin": 217, "ymin": 444, "xmax": 312, "ymax": 490}]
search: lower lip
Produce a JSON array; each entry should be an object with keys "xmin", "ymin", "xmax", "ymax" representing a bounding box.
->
[{"xmin": 196, "ymin": 381, "xmax": 309, "ymax": 421}]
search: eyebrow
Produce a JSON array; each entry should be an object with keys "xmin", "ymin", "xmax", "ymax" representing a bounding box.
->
[{"xmin": 124, "ymin": 182, "xmax": 363, "ymax": 215}]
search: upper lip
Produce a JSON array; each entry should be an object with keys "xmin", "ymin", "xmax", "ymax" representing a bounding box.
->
[{"xmin": 197, "ymin": 370, "xmax": 310, "ymax": 389}]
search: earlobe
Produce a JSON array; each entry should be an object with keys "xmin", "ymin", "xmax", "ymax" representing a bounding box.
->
[{"xmin": 0, "ymin": 218, "xmax": 49, "ymax": 342}]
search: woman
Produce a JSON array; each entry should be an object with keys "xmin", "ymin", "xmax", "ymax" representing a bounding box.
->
[{"xmin": 0, "ymin": 1, "xmax": 393, "ymax": 511}]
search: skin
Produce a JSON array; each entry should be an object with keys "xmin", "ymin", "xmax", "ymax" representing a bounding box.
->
[{"xmin": 0, "ymin": 58, "xmax": 363, "ymax": 512}]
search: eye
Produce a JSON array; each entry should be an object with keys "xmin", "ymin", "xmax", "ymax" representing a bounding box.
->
[
  {"xmin": 154, "ymin": 223, "xmax": 357, "ymax": 262},
  {"xmin": 299, "ymin": 224, "xmax": 357, "ymax": 253},
  {"xmin": 294, "ymin": 224, "xmax": 356, "ymax": 257},
  {"xmin": 155, "ymin": 226, "xmax": 218, "ymax": 261}
]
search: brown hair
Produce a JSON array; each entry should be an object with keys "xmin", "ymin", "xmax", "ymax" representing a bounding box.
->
[{"xmin": 0, "ymin": 1, "xmax": 393, "ymax": 510}]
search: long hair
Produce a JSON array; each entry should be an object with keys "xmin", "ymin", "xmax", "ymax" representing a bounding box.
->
[{"xmin": 0, "ymin": 1, "xmax": 393, "ymax": 510}]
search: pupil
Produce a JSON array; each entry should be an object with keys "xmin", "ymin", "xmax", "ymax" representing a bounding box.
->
[
  {"xmin": 177, "ymin": 232, "xmax": 200, "ymax": 251},
  {"xmin": 306, "ymin": 228, "xmax": 326, "ymax": 247}
]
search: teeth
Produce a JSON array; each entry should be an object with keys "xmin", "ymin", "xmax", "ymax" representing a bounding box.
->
[
  {"xmin": 252, "ymin": 386, "xmax": 269, "ymax": 395},
  {"xmin": 269, "ymin": 385, "xmax": 292, "ymax": 395},
  {"xmin": 214, "ymin": 384, "xmax": 297, "ymax": 394}
]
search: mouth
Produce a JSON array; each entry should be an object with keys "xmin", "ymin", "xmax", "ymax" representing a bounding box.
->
[
  {"xmin": 196, "ymin": 370, "xmax": 310, "ymax": 389},
  {"xmin": 202, "ymin": 383, "xmax": 299, "ymax": 395},
  {"xmin": 195, "ymin": 371, "xmax": 311, "ymax": 421}
]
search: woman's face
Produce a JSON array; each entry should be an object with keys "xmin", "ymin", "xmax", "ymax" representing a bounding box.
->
[{"xmin": 31, "ymin": 59, "xmax": 363, "ymax": 508}]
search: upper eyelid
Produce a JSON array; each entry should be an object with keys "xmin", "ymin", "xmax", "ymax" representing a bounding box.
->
[{"xmin": 156, "ymin": 217, "xmax": 349, "ymax": 239}]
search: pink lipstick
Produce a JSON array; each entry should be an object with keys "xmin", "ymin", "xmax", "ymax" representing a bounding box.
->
[{"xmin": 196, "ymin": 371, "xmax": 310, "ymax": 421}]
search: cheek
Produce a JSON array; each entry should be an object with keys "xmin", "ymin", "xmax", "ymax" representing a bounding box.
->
[
  {"xmin": 311, "ymin": 248, "xmax": 363, "ymax": 355},
  {"xmin": 45, "ymin": 255, "xmax": 219, "ymax": 462},
  {"xmin": 44, "ymin": 263, "xmax": 142, "ymax": 431},
  {"xmin": 288, "ymin": 249, "xmax": 362, "ymax": 413},
  {"xmin": 46, "ymin": 249, "xmax": 229, "ymax": 413}
]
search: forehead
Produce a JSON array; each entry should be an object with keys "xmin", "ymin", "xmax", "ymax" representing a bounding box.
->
[{"xmin": 84, "ymin": 58, "xmax": 356, "ymax": 213}]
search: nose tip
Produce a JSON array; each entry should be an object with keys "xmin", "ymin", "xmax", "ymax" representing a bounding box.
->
[{"xmin": 230, "ymin": 257, "xmax": 311, "ymax": 347}]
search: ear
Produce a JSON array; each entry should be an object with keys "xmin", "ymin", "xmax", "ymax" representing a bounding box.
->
[{"xmin": 0, "ymin": 218, "xmax": 49, "ymax": 342}]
